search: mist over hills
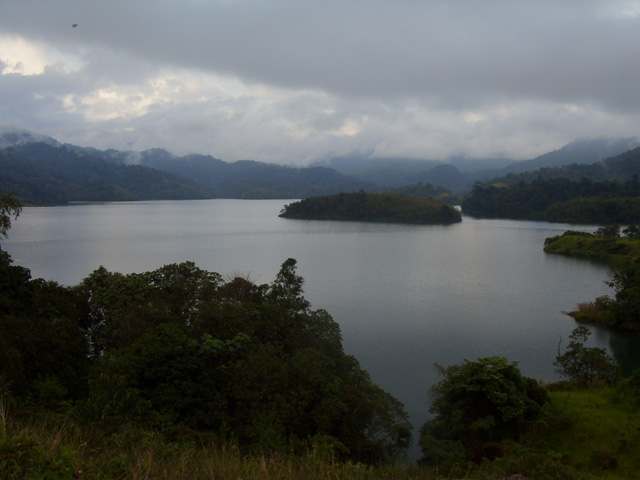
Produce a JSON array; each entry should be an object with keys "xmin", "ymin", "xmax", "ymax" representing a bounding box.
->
[
  {"xmin": 0, "ymin": 141, "xmax": 215, "ymax": 205},
  {"xmin": 1, "ymin": 128, "xmax": 639, "ymax": 205},
  {"xmin": 317, "ymin": 137, "xmax": 640, "ymax": 192}
]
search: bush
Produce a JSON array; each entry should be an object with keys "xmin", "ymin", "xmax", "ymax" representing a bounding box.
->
[
  {"xmin": 554, "ymin": 326, "xmax": 619, "ymax": 386},
  {"xmin": 419, "ymin": 357, "xmax": 549, "ymax": 464}
]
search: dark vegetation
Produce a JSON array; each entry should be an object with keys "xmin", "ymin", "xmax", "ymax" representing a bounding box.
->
[
  {"xmin": 279, "ymin": 192, "xmax": 461, "ymax": 224},
  {"xmin": 419, "ymin": 357, "xmax": 549, "ymax": 465},
  {"xmin": 544, "ymin": 224, "xmax": 640, "ymax": 331},
  {"xmin": 462, "ymin": 176, "xmax": 640, "ymax": 222},
  {"xmin": 461, "ymin": 146, "xmax": 640, "ymax": 223},
  {"xmin": 1, "ymin": 228, "xmax": 412, "ymax": 468}
]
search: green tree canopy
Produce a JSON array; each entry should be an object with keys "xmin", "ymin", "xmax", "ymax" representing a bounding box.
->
[
  {"xmin": 74, "ymin": 258, "xmax": 412, "ymax": 463},
  {"xmin": 554, "ymin": 326, "xmax": 619, "ymax": 386},
  {"xmin": 420, "ymin": 357, "xmax": 548, "ymax": 464},
  {"xmin": 0, "ymin": 192, "xmax": 21, "ymax": 239}
]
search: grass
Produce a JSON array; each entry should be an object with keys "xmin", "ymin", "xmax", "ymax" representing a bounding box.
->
[
  {"xmin": 2, "ymin": 387, "xmax": 640, "ymax": 480},
  {"xmin": 566, "ymin": 297, "xmax": 617, "ymax": 326},
  {"xmin": 543, "ymin": 232, "xmax": 640, "ymax": 267},
  {"xmin": 540, "ymin": 388, "xmax": 640, "ymax": 479}
]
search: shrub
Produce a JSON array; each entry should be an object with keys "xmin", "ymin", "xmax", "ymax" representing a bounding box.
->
[
  {"xmin": 554, "ymin": 326, "xmax": 619, "ymax": 387},
  {"xmin": 419, "ymin": 357, "xmax": 549, "ymax": 464}
]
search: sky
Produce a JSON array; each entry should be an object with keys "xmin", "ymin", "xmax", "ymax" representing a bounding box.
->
[{"xmin": 1, "ymin": 0, "xmax": 639, "ymax": 166}]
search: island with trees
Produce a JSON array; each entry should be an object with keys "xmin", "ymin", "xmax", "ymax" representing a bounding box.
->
[{"xmin": 279, "ymin": 191, "xmax": 462, "ymax": 225}]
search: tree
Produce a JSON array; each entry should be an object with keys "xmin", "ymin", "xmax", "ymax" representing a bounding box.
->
[
  {"xmin": 420, "ymin": 357, "xmax": 548, "ymax": 464},
  {"xmin": 79, "ymin": 258, "xmax": 412, "ymax": 464},
  {"xmin": 595, "ymin": 224, "xmax": 621, "ymax": 238},
  {"xmin": 0, "ymin": 192, "xmax": 21, "ymax": 239},
  {"xmin": 623, "ymin": 224, "xmax": 640, "ymax": 238},
  {"xmin": 554, "ymin": 325, "xmax": 619, "ymax": 386},
  {"xmin": 606, "ymin": 260, "xmax": 640, "ymax": 330}
]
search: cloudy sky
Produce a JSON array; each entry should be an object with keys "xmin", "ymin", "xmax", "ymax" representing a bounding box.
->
[{"xmin": 1, "ymin": 1, "xmax": 639, "ymax": 165}]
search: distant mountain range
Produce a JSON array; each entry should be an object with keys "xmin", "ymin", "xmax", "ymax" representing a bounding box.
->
[
  {"xmin": 317, "ymin": 137, "xmax": 640, "ymax": 192},
  {"xmin": 1, "ymin": 129, "xmax": 638, "ymax": 205}
]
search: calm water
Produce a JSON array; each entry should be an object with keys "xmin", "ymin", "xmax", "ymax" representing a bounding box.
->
[{"xmin": 4, "ymin": 199, "xmax": 639, "ymax": 459}]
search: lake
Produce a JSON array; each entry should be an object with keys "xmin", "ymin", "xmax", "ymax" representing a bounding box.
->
[{"xmin": 4, "ymin": 199, "xmax": 639, "ymax": 460}]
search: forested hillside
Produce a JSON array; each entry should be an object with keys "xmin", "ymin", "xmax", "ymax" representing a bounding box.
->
[
  {"xmin": 485, "ymin": 146, "xmax": 640, "ymax": 188},
  {"xmin": 0, "ymin": 142, "xmax": 214, "ymax": 205},
  {"xmin": 462, "ymin": 147, "xmax": 640, "ymax": 223},
  {"xmin": 462, "ymin": 177, "xmax": 640, "ymax": 222}
]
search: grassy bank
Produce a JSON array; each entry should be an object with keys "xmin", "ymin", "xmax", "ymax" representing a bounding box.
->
[
  {"xmin": 543, "ymin": 230, "xmax": 640, "ymax": 266},
  {"xmin": 543, "ymin": 229, "xmax": 640, "ymax": 330},
  {"xmin": 3, "ymin": 385, "xmax": 639, "ymax": 480}
]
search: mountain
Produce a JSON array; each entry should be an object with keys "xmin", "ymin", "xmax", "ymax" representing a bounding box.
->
[
  {"xmin": 2, "ymin": 130, "xmax": 638, "ymax": 203},
  {"xmin": 484, "ymin": 145, "xmax": 640, "ymax": 187},
  {"xmin": 496, "ymin": 137, "xmax": 640, "ymax": 176},
  {"xmin": 313, "ymin": 154, "xmax": 444, "ymax": 187},
  {"xmin": 315, "ymin": 138, "xmax": 639, "ymax": 192},
  {"xmin": 122, "ymin": 149, "xmax": 372, "ymax": 199},
  {"xmin": 0, "ymin": 133, "xmax": 371, "ymax": 203},
  {"xmin": 0, "ymin": 129, "xmax": 60, "ymax": 149},
  {"xmin": 0, "ymin": 142, "xmax": 215, "ymax": 205}
]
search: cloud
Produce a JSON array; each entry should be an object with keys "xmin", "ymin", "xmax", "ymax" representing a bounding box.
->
[{"xmin": 1, "ymin": 0, "xmax": 639, "ymax": 165}]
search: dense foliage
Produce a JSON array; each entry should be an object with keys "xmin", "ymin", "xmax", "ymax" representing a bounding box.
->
[
  {"xmin": 0, "ymin": 232, "xmax": 412, "ymax": 464},
  {"xmin": 279, "ymin": 191, "xmax": 461, "ymax": 224},
  {"xmin": 543, "ymin": 228, "xmax": 640, "ymax": 264},
  {"xmin": 419, "ymin": 357, "xmax": 548, "ymax": 465},
  {"xmin": 462, "ymin": 176, "xmax": 640, "ymax": 222},
  {"xmin": 0, "ymin": 143, "xmax": 215, "ymax": 205},
  {"xmin": 0, "ymin": 192, "xmax": 21, "ymax": 238},
  {"xmin": 554, "ymin": 326, "xmax": 619, "ymax": 386}
]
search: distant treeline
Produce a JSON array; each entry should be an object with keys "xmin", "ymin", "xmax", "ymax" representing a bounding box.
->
[
  {"xmin": 382, "ymin": 181, "xmax": 459, "ymax": 205},
  {"xmin": 462, "ymin": 177, "xmax": 640, "ymax": 223},
  {"xmin": 279, "ymin": 191, "xmax": 462, "ymax": 224}
]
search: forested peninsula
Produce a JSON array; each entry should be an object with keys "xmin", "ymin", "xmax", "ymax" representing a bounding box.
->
[
  {"xmin": 279, "ymin": 191, "xmax": 462, "ymax": 225},
  {"xmin": 462, "ymin": 177, "xmax": 640, "ymax": 223},
  {"xmin": 461, "ymin": 146, "xmax": 640, "ymax": 223},
  {"xmin": 544, "ymin": 224, "xmax": 640, "ymax": 331}
]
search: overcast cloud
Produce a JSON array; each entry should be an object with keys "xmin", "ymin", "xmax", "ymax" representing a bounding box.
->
[{"xmin": 1, "ymin": 0, "xmax": 639, "ymax": 165}]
